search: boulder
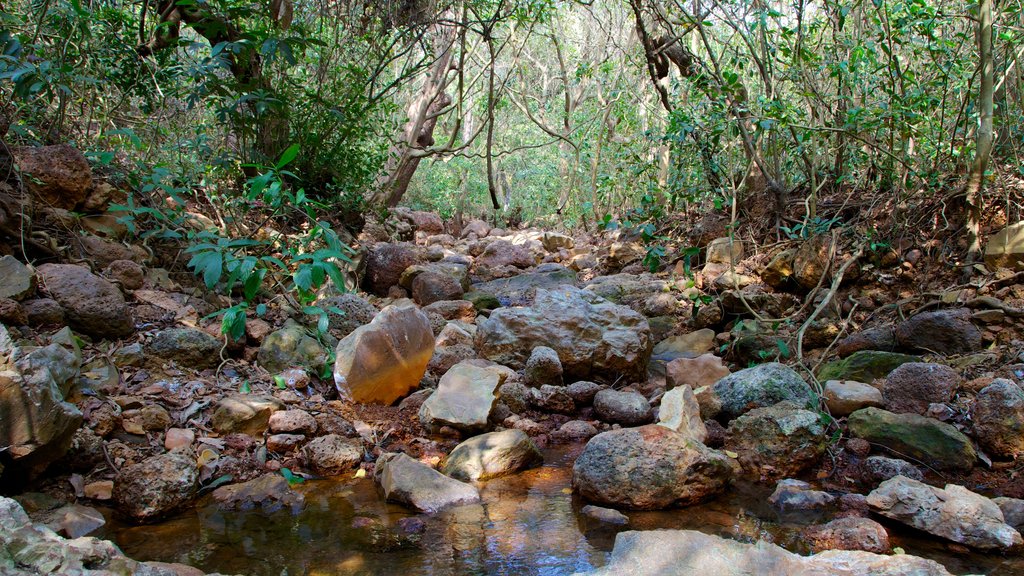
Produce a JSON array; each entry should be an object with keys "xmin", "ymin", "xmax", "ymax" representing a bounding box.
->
[
  {"xmin": 211, "ymin": 473, "xmax": 304, "ymax": 511},
  {"xmin": 553, "ymin": 420, "xmax": 599, "ymax": 442},
  {"xmin": 423, "ymin": 300, "xmax": 476, "ymax": 323},
  {"xmin": 816, "ymin": 350, "xmax": 918, "ymax": 383},
  {"xmin": 529, "ymin": 384, "xmax": 575, "ymax": 414},
  {"xmin": 594, "ymin": 389, "xmax": 653, "ymax": 426},
  {"xmin": 572, "ymin": 425, "xmax": 732, "ymax": 510},
  {"xmin": 303, "ymin": 434, "xmax": 362, "ymax": 476},
  {"xmin": 471, "ymin": 265, "xmax": 577, "ymax": 306},
  {"xmin": 565, "ymin": 380, "xmax": 602, "ymax": 405},
  {"xmin": 867, "ymin": 475, "xmax": 1022, "ymax": 550},
  {"xmin": 984, "ymin": 221, "xmax": 1024, "ymax": 270},
  {"xmin": 768, "ymin": 479, "xmax": 835, "ymax": 514},
  {"xmin": 970, "ymin": 379, "xmax": 1024, "ymax": 459},
  {"xmin": 657, "ymin": 384, "xmax": 706, "ymax": 440},
  {"xmin": 375, "ymin": 452, "xmax": 480, "ymax": 513},
  {"xmin": 412, "ymin": 271, "xmax": 464, "ymax": 306},
  {"xmin": 804, "ymin": 517, "xmax": 890, "ymax": 554},
  {"xmin": 461, "ymin": 219, "xmax": 490, "ymax": 239},
  {"xmin": 362, "ymin": 242, "xmax": 424, "ymax": 296},
  {"xmin": 257, "ymin": 320, "xmax": 327, "ymax": 374},
  {"xmin": 113, "ymin": 450, "xmax": 198, "ymax": 521},
  {"xmin": 761, "ymin": 249, "xmax": 795, "ymax": 289},
  {"xmin": 665, "ymin": 353, "xmax": 730, "ymax": 393},
  {"xmin": 577, "ymin": 529, "xmax": 951, "ymax": 576},
  {"xmin": 268, "ymin": 409, "xmax": 317, "ymax": 435},
  {"xmin": 210, "ymin": 394, "xmax": 284, "ymax": 435},
  {"xmin": 706, "ymin": 237, "xmax": 744, "ymax": 264},
  {"xmin": 441, "ymin": 429, "xmax": 543, "ymax": 482},
  {"xmin": 334, "ymin": 303, "xmax": 434, "ymax": 404},
  {"xmin": 475, "ymin": 239, "xmax": 536, "ymax": 269},
  {"xmin": 847, "ymin": 408, "xmax": 976, "ymax": 472},
  {"xmin": 835, "ymin": 326, "xmax": 897, "ymax": 357},
  {"xmin": 792, "ymin": 234, "xmax": 831, "ymax": 289},
  {"xmin": 524, "ymin": 346, "xmax": 563, "ymax": 387},
  {"xmin": 318, "ymin": 293, "xmax": 377, "ymax": 338},
  {"xmin": 419, "ymin": 361, "xmax": 505, "ymax": 433},
  {"xmin": 859, "ymin": 456, "xmax": 923, "ymax": 486},
  {"xmin": 894, "ymin": 308, "xmax": 982, "ymax": 356},
  {"xmin": 102, "ymin": 259, "xmax": 144, "ymax": 290},
  {"xmin": 37, "ymin": 264, "xmax": 133, "ymax": 339},
  {"xmin": 712, "ymin": 363, "xmax": 815, "ymax": 422},
  {"xmin": 725, "ymin": 402, "xmax": 827, "ymax": 480},
  {"xmin": 0, "ymin": 255, "xmax": 35, "ymax": 300},
  {"xmin": 148, "ymin": 327, "xmax": 222, "ymax": 369},
  {"xmin": 12, "ymin": 144, "xmax": 91, "ymax": 210},
  {"xmin": 882, "ymin": 362, "xmax": 960, "ymax": 415},
  {"xmin": 823, "ymin": 380, "xmax": 884, "ymax": 416},
  {"xmin": 475, "ymin": 286, "xmax": 651, "ymax": 383},
  {"xmin": 993, "ymin": 497, "xmax": 1024, "ymax": 531},
  {"xmin": 542, "ymin": 232, "xmax": 575, "ymax": 251}
]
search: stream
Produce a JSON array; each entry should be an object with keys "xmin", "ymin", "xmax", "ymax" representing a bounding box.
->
[{"xmin": 99, "ymin": 446, "xmax": 1024, "ymax": 576}]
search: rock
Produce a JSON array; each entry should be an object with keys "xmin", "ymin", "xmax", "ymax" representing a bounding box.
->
[
  {"xmin": 103, "ymin": 259, "xmax": 144, "ymax": 290},
  {"xmin": 606, "ymin": 242, "xmax": 644, "ymax": 269},
  {"xmin": 793, "ymin": 234, "xmax": 831, "ymax": 289},
  {"xmin": 257, "ymin": 320, "xmax": 327, "ymax": 374},
  {"xmin": 268, "ymin": 409, "xmax": 317, "ymax": 435},
  {"xmin": 434, "ymin": 321, "xmax": 474, "ymax": 348},
  {"xmin": 318, "ymin": 293, "xmax": 378, "ymax": 338},
  {"xmin": 816, "ymin": 350, "xmax": 918, "ymax": 383},
  {"xmin": 565, "ymin": 380, "xmax": 602, "ymax": 405},
  {"xmin": 835, "ymin": 326, "xmax": 897, "ymax": 357},
  {"xmin": 553, "ymin": 420, "xmax": 598, "ymax": 441},
  {"xmin": 652, "ymin": 329, "xmax": 716, "ymax": 357},
  {"xmin": 12, "ymin": 144, "xmax": 91, "ymax": 210},
  {"xmin": 211, "ymin": 473, "xmax": 303, "ymax": 511},
  {"xmin": 725, "ymin": 402, "xmax": 826, "ymax": 480},
  {"xmin": 529, "ymin": 384, "xmax": 575, "ymax": 414},
  {"xmin": 121, "ymin": 404, "xmax": 171, "ymax": 434},
  {"xmin": 475, "ymin": 239, "xmax": 536, "ymax": 269},
  {"xmin": 113, "ymin": 450, "xmax": 198, "ymax": 521},
  {"xmin": 882, "ymin": 362, "xmax": 960, "ymax": 415},
  {"xmin": 665, "ymin": 353, "xmax": 729, "ymax": 392},
  {"xmin": 471, "ymin": 265, "xmax": 577, "ymax": 306},
  {"xmin": 441, "ymin": 429, "xmax": 543, "ymax": 482},
  {"xmin": 971, "ymin": 379, "xmax": 1024, "ymax": 459},
  {"xmin": 334, "ymin": 303, "xmax": 434, "ymax": 404},
  {"xmin": 768, "ymin": 479, "xmax": 836, "ymax": 513},
  {"xmin": 572, "ymin": 425, "xmax": 732, "ymax": 510},
  {"xmin": 859, "ymin": 456, "xmax": 923, "ymax": 485},
  {"xmin": 375, "ymin": 452, "xmax": 480, "ymax": 513},
  {"xmin": 594, "ymin": 389, "xmax": 653, "ymax": 426},
  {"xmin": 578, "ymin": 528, "xmax": 952, "ymax": 576},
  {"xmin": 40, "ymin": 504, "xmax": 106, "ymax": 538},
  {"xmin": 84, "ymin": 480, "xmax": 113, "ymax": 500},
  {"xmin": 412, "ymin": 271, "xmax": 464, "ymax": 306},
  {"xmin": 148, "ymin": 327, "xmax": 222, "ymax": 369},
  {"xmin": 984, "ymin": 221, "xmax": 1024, "ymax": 270},
  {"xmin": 461, "ymin": 219, "xmax": 490, "ymax": 239},
  {"xmin": 706, "ymin": 237, "xmax": 744, "ymax": 264},
  {"xmin": 867, "ymin": 475, "xmax": 1022, "ymax": 550},
  {"xmin": 993, "ymin": 497, "xmax": 1024, "ymax": 531},
  {"xmin": 542, "ymin": 232, "xmax": 575, "ymax": 251},
  {"xmin": 164, "ymin": 428, "xmax": 194, "ymax": 451},
  {"xmin": 524, "ymin": 346, "xmax": 563, "ymax": 387},
  {"xmin": 476, "ymin": 286, "xmax": 651, "ymax": 383},
  {"xmin": 0, "ymin": 297, "xmax": 25, "ymax": 325},
  {"xmin": 581, "ymin": 505, "xmax": 629, "ymax": 525},
  {"xmin": 267, "ymin": 433, "xmax": 305, "ymax": 453},
  {"xmin": 0, "ymin": 256, "xmax": 35, "ymax": 300},
  {"xmin": 712, "ymin": 362, "xmax": 814, "ymax": 422},
  {"xmin": 419, "ymin": 361, "xmax": 505, "ymax": 433},
  {"xmin": 424, "ymin": 300, "xmax": 476, "ymax": 323},
  {"xmin": 22, "ymin": 298, "xmax": 64, "ymax": 326},
  {"xmin": 761, "ymin": 249, "xmax": 795, "ymax": 289},
  {"xmin": 399, "ymin": 209, "xmax": 444, "ymax": 234},
  {"xmin": 210, "ymin": 394, "xmax": 284, "ymax": 435},
  {"xmin": 657, "ymin": 385, "xmax": 707, "ymax": 443},
  {"xmin": 303, "ymin": 434, "xmax": 362, "ymax": 476},
  {"xmin": 894, "ymin": 308, "xmax": 982, "ymax": 356},
  {"xmin": 37, "ymin": 264, "xmax": 134, "ymax": 339},
  {"xmin": 804, "ymin": 517, "xmax": 890, "ymax": 554},
  {"xmin": 847, "ymin": 408, "xmax": 976, "ymax": 472},
  {"xmin": 77, "ymin": 235, "xmax": 146, "ymax": 268},
  {"xmin": 362, "ymin": 242, "xmax": 425, "ymax": 295},
  {"xmin": 823, "ymin": 380, "xmax": 884, "ymax": 416}
]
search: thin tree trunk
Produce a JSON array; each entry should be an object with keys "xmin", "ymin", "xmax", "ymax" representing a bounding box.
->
[{"xmin": 965, "ymin": 0, "xmax": 994, "ymax": 270}]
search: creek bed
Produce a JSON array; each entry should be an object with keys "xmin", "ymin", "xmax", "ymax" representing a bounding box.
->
[{"xmin": 99, "ymin": 446, "xmax": 1024, "ymax": 576}]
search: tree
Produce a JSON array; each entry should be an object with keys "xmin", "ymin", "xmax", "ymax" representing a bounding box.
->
[{"xmin": 965, "ymin": 0, "xmax": 994, "ymax": 272}]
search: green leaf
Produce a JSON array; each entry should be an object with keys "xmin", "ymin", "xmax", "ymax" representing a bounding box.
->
[
  {"xmin": 274, "ymin": 375, "xmax": 286, "ymax": 389},
  {"xmin": 281, "ymin": 467, "xmax": 305, "ymax": 486},
  {"xmin": 239, "ymin": 381, "xmax": 251, "ymax": 393},
  {"xmin": 276, "ymin": 144, "xmax": 300, "ymax": 169}
]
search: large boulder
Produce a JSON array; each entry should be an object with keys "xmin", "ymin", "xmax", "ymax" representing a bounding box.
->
[
  {"xmin": 475, "ymin": 286, "xmax": 651, "ymax": 383},
  {"xmin": 375, "ymin": 452, "xmax": 480, "ymax": 513},
  {"xmin": 882, "ymin": 362, "xmax": 960, "ymax": 415},
  {"xmin": 474, "ymin": 239, "xmax": 536, "ymax": 269},
  {"xmin": 816, "ymin": 350, "xmax": 918, "ymax": 383},
  {"xmin": 894, "ymin": 308, "xmax": 982, "ymax": 356},
  {"xmin": 318, "ymin": 293, "xmax": 377, "ymax": 338},
  {"xmin": 412, "ymin": 272, "xmax": 464, "ymax": 306},
  {"xmin": 419, "ymin": 361, "xmax": 505, "ymax": 433},
  {"xmin": 257, "ymin": 320, "xmax": 327, "ymax": 373},
  {"xmin": 984, "ymin": 221, "xmax": 1024, "ymax": 270},
  {"xmin": 471, "ymin": 265, "xmax": 577, "ymax": 306},
  {"xmin": 712, "ymin": 363, "xmax": 814, "ymax": 422},
  {"xmin": 725, "ymin": 402, "xmax": 827, "ymax": 480},
  {"xmin": 148, "ymin": 327, "xmax": 222, "ymax": 370},
  {"xmin": 847, "ymin": 407, "xmax": 976, "ymax": 472},
  {"xmin": 970, "ymin": 379, "xmax": 1024, "ymax": 459},
  {"xmin": 441, "ymin": 429, "xmax": 543, "ymax": 482},
  {"xmin": 334, "ymin": 303, "xmax": 434, "ymax": 404},
  {"xmin": 37, "ymin": 264, "xmax": 133, "ymax": 339},
  {"xmin": 804, "ymin": 517, "xmax": 891, "ymax": 554},
  {"xmin": 867, "ymin": 475, "xmax": 1022, "ymax": 550},
  {"xmin": 572, "ymin": 425, "xmax": 732, "ymax": 510},
  {"xmin": 361, "ymin": 242, "xmax": 424, "ymax": 296},
  {"xmin": 577, "ymin": 529, "xmax": 952, "ymax": 576},
  {"xmin": 113, "ymin": 450, "xmax": 198, "ymax": 521},
  {"xmin": 12, "ymin": 144, "xmax": 91, "ymax": 210}
]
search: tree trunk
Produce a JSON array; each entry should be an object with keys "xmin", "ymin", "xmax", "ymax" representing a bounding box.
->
[{"xmin": 965, "ymin": 0, "xmax": 994, "ymax": 270}]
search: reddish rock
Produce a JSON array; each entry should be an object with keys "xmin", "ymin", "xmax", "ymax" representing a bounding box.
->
[
  {"xmin": 12, "ymin": 144, "xmax": 92, "ymax": 210},
  {"xmin": 37, "ymin": 263, "xmax": 134, "ymax": 339},
  {"xmin": 412, "ymin": 272, "xmax": 464, "ymax": 306}
]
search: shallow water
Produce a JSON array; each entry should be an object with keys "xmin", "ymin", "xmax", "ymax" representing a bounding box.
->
[{"xmin": 101, "ymin": 446, "xmax": 1024, "ymax": 576}]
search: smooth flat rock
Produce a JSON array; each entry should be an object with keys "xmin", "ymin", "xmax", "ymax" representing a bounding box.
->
[
  {"xmin": 376, "ymin": 453, "xmax": 480, "ymax": 513},
  {"xmin": 419, "ymin": 361, "xmax": 505, "ymax": 433},
  {"xmin": 441, "ymin": 429, "xmax": 543, "ymax": 482},
  {"xmin": 823, "ymin": 380, "xmax": 884, "ymax": 416}
]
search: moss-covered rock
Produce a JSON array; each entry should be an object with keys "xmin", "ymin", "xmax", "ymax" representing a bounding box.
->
[
  {"xmin": 847, "ymin": 407, "xmax": 976, "ymax": 472},
  {"xmin": 816, "ymin": 350, "xmax": 918, "ymax": 383}
]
